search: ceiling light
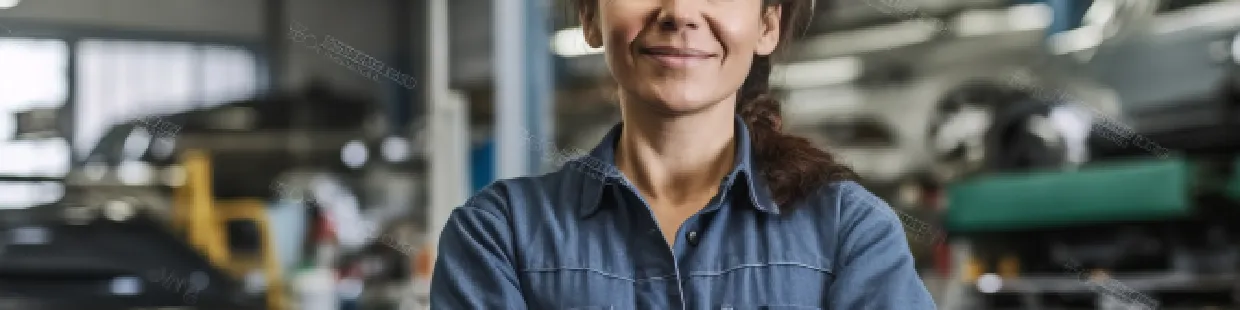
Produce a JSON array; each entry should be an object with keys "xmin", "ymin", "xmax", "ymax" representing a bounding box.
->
[
  {"xmin": 771, "ymin": 56, "xmax": 863, "ymax": 89},
  {"xmin": 342, "ymin": 140, "xmax": 368, "ymax": 169},
  {"xmin": 1048, "ymin": 25, "xmax": 1105, "ymax": 55},
  {"xmin": 0, "ymin": 0, "xmax": 21, "ymax": 9},
  {"xmin": 1006, "ymin": 3, "xmax": 1053, "ymax": 32},
  {"xmin": 800, "ymin": 19, "xmax": 941, "ymax": 57},
  {"xmin": 956, "ymin": 4, "xmax": 1051, "ymax": 37},
  {"xmin": 977, "ymin": 273, "xmax": 1003, "ymax": 294},
  {"xmin": 381, "ymin": 136, "xmax": 411, "ymax": 162},
  {"xmin": 954, "ymin": 9, "xmax": 1008, "ymax": 37},
  {"xmin": 1232, "ymin": 32, "xmax": 1239, "ymax": 64}
]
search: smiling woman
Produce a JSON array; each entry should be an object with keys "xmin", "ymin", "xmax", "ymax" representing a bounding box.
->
[{"xmin": 430, "ymin": 0, "xmax": 936, "ymax": 309}]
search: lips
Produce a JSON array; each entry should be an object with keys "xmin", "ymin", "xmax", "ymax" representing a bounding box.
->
[
  {"xmin": 640, "ymin": 46, "xmax": 716, "ymax": 57},
  {"xmin": 639, "ymin": 46, "xmax": 716, "ymax": 68}
]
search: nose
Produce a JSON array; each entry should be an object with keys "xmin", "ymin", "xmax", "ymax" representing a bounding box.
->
[{"xmin": 656, "ymin": 0, "xmax": 705, "ymax": 31}]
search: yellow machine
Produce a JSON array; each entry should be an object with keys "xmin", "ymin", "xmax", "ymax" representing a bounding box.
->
[{"xmin": 172, "ymin": 149, "xmax": 288, "ymax": 310}]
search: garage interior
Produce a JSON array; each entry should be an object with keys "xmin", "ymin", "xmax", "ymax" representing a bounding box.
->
[{"xmin": 1, "ymin": 0, "xmax": 1240, "ymax": 309}]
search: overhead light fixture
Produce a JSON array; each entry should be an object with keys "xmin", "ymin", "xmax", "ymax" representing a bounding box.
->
[
  {"xmin": 1232, "ymin": 32, "xmax": 1239, "ymax": 64},
  {"xmin": 771, "ymin": 56, "xmax": 863, "ymax": 89},
  {"xmin": 954, "ymin": 9, "xmax": 1008, "ymax": 37},
  {"xmin": 552, "ymin": 27, "xmax": 604, "ymax": 57},
  {"xmin": 381, "ymin": 136, "xmax": 411, "ymax": 162},
  {"xmin": 800, "ymin": 19, "xmax": 941, "ymax": 57},
  {"xmin": 0, "ymin": 0, "xmax": 20, "ymax": 9},
  {"xmin": 1006, "ymin": 3, "xmax": 1054, "ymax": 32},
  {"xmin": 955, "ymin": 3, "xmax": 1051, "ymax": 37},
  {"xmin": 342, "ymin": 140, "xmax": 368, "ymax": 169},
  {"xmin": 1048, "ymin": 24, "xmax": 1105, "ymax": 55},
  {"xmin": 976, "ymin": 273, "xmax": 1004, "ymax": 294}
]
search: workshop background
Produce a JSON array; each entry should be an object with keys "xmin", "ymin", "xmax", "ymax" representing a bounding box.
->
[{"xmin": 1, "ymin": 0, "xmax": 1239, "ymax": 309}]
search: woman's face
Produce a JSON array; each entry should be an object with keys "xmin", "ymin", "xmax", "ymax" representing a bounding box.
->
[{"xmin": 581, "ymin": 0, "xmax": 783, "ymax": 114}]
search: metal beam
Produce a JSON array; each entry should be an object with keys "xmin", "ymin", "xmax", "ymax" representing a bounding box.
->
[
  {"xmin": 264, "ymin": 0, "xmax": 286, "ymax": 89},
  {"xmin": 422, "ymin": 0, "xmax": 471, "ymax": 303},
  {"xmin": 495, "ymin": 0, "xmax": 532, "ymax": 179}
]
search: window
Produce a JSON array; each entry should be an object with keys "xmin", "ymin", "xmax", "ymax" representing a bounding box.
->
[
  {"xmin": 0, "ymin": 38, "xmax": 70, "ymax": 207},
  {"xmin": 75, "ymin": 39, "xmax": 259, "ymax": 157},
  {"xmin": 0, "ymin": 38, "xmax": 71, "ymax": 177},
  {"xmin": 0, "ymin": 35, "xmax": 261, "ymax": 209}
]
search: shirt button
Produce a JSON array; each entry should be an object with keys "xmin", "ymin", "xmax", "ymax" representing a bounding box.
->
[{"xmin": 687, "ymin": 231, "xmax": 699, "ymax": 246}]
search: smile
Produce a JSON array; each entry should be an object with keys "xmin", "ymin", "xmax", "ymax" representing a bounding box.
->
[{"xmin": 639, "ymin": 46, "xmax": 716, "ymax": 68}]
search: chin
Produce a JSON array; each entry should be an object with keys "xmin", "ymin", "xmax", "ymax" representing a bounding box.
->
[{"xmin": 636, "ymin": 81, "xmax": 729, "ymax": 114}]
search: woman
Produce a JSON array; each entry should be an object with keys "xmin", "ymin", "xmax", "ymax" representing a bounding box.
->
[{"xmin": 431, "ymin": 0, "xmax": 936, "ymax": 308}]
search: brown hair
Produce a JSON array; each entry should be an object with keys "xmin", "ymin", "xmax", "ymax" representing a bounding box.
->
[{"xmin": 575, "ymin": 0, "xmax": 858, "ymax": 208}]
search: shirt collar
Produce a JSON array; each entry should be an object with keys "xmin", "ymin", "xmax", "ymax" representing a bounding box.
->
[{"xmin": 570, "ymin": 115, "xmax": 779, "ymax": 218}]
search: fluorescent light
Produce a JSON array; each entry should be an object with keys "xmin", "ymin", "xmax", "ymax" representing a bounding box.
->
[
  {"xmin": 784, "ymin": 86, "xmax": 864, "ymax": 120},
  {"xmin": 955, "ymin": 8, "xmax": 1013, "ymax": 37},
  {"xmin": 1232, "ymin": 32, "xmax": 1239, "ymax": 64},
  {"xmin": 1048, "ymin": 25, "xmax": 1105, "ymax": 55},
  {"xmin": 0, "ymin": 0, "xmax": 21, "ymax": 9},
  {"xmin": 800, "ymin": 19, "xmax": 941, "ymax": 57},
  {"xmin": 552, "ymin": 27, "xmax": 604, "ymax": 57},
  {"xmin": 956, "ymin": 4, "xmax": 1051, "ymax": 37},
  {"xmin": 771, "ymin": 56, "xmax": 863, "ymax": 89},
  {"xmin": 1007, "ymin": 3, "xmax": 1053, "ymax": 32}
]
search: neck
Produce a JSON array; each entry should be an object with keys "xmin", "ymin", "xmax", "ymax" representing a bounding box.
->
[{"xmin": 615, "ymin": 94, "xmax": 738, "ymax": 206}]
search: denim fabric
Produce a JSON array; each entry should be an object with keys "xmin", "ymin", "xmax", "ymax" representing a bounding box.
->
[{"xmin": 431, "ymin": 116, "xmax": 937, "ymax": 310}]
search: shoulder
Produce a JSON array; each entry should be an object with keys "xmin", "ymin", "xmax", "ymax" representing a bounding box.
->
[
  {"xmin": 457, "ymin": 166, "xmax": 591, "ymax": 219},
  {"xmin": 797, "ymin": 180, "xmax": 905, "ymax": 235},
  {"xmin": 800, "ymin": 180, "xmax": 893, "ymax": 215}
]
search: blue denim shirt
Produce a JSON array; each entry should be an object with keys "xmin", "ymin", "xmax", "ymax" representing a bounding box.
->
[{"xmin": 431, "ymin": 117, "xmax": 936, "ymax": 309}]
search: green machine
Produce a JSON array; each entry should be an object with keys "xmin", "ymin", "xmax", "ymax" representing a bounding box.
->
[
  {"xmin": 948, "ymin": 158, "xmax": 1194, "ymax": 232},
  {"xmin": 945, "ymin": 157, "xmax": 1240, "ymax": 309}
]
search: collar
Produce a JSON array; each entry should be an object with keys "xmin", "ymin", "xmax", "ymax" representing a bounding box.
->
[{"xmin": 571, "ymin": 115, "xmax": 779, "ymax": 218}]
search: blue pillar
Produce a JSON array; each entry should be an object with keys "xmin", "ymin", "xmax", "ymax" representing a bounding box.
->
[
  {"xmin": 526, "ymin": 0, "xmax": 554, "ymax": 173},
  {"xmin": 493, "ymin": 0, "xmax": 554, "ymax": 180}
]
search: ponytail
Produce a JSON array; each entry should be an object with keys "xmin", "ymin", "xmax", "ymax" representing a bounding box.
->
[{"xmin": 737, "ymin": 45, "xmax": 857, "ymax": 209}]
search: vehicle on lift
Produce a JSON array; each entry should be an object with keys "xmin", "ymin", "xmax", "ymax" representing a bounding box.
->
[
  {"xmin": 0, "ymin": 84, "xmax": 406, "ymax": 310},
  {"xmin": 934, "ymin": 1, "xmax": 1240, "ymax": 308}
]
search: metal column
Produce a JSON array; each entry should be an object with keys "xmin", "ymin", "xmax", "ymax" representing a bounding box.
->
[
  {"xmin": 525, "ymin": 0, "xmax": 554, "ymax": 173},
  {"xmin": 494, "ymin": 0, "xmax": 529, "ymax": 179},
  {"xmin": 421, "ymin": 0, "xmax": 471, "ymax": 300},
  {"xmin": 495, "ymin": 0, "xmax": 554, "ymax": 178}
]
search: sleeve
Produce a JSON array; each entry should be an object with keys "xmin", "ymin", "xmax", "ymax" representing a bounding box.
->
[
  {"xmin": 429, "ymin": 189, "xmax": 528, "ymax": 309},
  {"xmin": 826, "ymin": 183, "xmax": 938, "ymax": 310}
]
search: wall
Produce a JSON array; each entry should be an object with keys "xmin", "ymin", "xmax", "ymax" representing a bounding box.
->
[
  {"xmin": 284, "ymin": 0, "xmax": 398, "ymax": 99},
  {"xmin": 0, "ymin": 0, "xmax": 399, "ymax": 98},
  {"xmin": 0, "ymin": 0, "xmax": 263, "ymax": 38}
]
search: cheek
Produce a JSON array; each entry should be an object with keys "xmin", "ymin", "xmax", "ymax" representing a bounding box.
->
[
  {"xmin": 597, "ymin": 3, "xmax": 651, "ymax": 53},
  {"xmin": 715, "ymin": 16, "xmax": 764, "ymax": 57},
  {"xmin": 601, "ymin": 25, "xmax": 641, "ymax": 55},
  {"xmin": 598, "ymin": 18, "xmax": 644, "ymax": 76},
  {"xmin": 716, "ymin": 22, "xmax": 763, "ymax": 77}
]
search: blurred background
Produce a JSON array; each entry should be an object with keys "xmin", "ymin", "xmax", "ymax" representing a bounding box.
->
[{"xmin": 0, "ymin": 0, "xmax": 1239, "ymax": 309}]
